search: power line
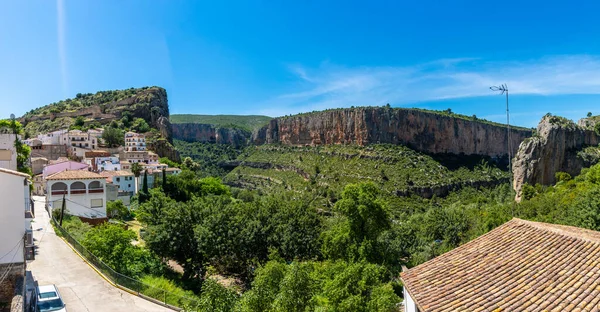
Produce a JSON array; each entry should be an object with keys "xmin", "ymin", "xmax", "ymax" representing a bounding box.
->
[
  {"xmin": 0, "ymin": 236, "xmax": 24, "ymax": 261},
  {"xmin": 63, "ymin": 198, "xmax": 108, "ymax": 217},
  {"xmin": 0, "ymin": 239, "xmax": 23, "ymax": 285}
]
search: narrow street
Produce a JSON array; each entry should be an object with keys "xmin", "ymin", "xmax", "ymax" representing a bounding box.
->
[{"xmin": 27, "ymin": 196, "xmax": 172, "ymax": 312}]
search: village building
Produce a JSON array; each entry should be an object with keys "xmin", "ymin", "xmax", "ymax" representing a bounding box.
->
[
  {"xmin": 33, "ymin": 174, "xmax": 45, "ymax": 196},
  {"xmin": 148, "ymin": 151, "xmax": 159, "ymax": 164},
  {"xmin": 31, "ymin": 157, "xmax": 48, "ymax": 175},
  {"xmin": 122, "ymin": 150, "xmax": 149, "ymax": 164},
  {"xmin": 42, "ymin": 160, "xmax": 89, "ymax": 179},
  {"xmin": 37, "ymin": 129, "xmax": 68, "ymax": 145},
  {"xmin": 401, "ymin": 218, "xmax": 600, "ymax": 312},
  {"xmin": 0, "ymin": 168, "xmax": 33, "ymax": 263},
  {"xmin": 0, "ymin": 133, "xmax": 18, "ymax": 171},
  {"xmin": 120, "ymin": 161, "xmax": 131, "ymax": 171},
  {"xmin": 46, "ymin": 170, "xmax": 107, "ymax": 223},
  {"xmin": 0, "ymin": 168, "xmax": 33, "ymax": 303},
  {"xmin": 101, "ymin": 170, "xmax": 135, "ymax": 206},
  {"xmin": 124, "ymin": 132, "xmax": 146, "ymax": 151}
]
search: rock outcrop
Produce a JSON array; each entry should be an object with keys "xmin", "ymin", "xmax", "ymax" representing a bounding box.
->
[
  {"xmin": 512, "ymin": 115, "xmax": 600, "ymax": 201},
  {"xmin": 172, "ymin": 123, "xmax": 251, "ymax": 148},
  {"xmin": 21, "ymin": 87, "xmax": 174, "ymax": 142},
  {"xmin": 253, "ymin": 107, "xmax": 532, "ymax": 158},
  {"xmin": 148, "ymin": 139, "xmax": 181, "ymax": 163}
]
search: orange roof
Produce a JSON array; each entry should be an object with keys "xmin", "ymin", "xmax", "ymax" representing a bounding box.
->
[
  {"xmin": 46, "ymin": 170, "xmax": 104, "ymax": 180},
  {"xmin": 99, "ymin": 170, "xmax": 134, "ymax": 177},
  {"xmin": 401, "ymin": 218, "xmax": 600, "ymax": 311},
  {"xmin": 0, "ymin": 167, "xmax": 31, "ymax": 179}
]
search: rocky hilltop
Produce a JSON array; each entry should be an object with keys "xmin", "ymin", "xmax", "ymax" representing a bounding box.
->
[
  {"xmin": 20, "ymin": 86, "xmax": 179, "ymax": 161},
  {"xmin": 172, "ymin": 123, "xmax": 251, "ymax": 148},
  {"xmin": 20, "ymin": 87, "xmax": 173, "ymax": 142},
  {"xmin": 253, "ymin": 107, "xmax": 532, "ymax": 158},
  {"xmin": 513, "ymin": 115, "xmax": 600, "ymax": 201}
]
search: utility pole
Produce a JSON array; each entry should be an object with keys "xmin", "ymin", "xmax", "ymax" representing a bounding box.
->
[
  {"xmin": 59, "ymin": 193, "xmax": 66, "ymax": 226},
  {"xmin": 490, "ymin": 84, "xmax": 511, "ymax": 171}
]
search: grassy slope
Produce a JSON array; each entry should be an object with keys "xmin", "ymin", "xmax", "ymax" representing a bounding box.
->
[
  {"xmin": 224, "ymin": 144, "xmax": 510, "ymax": 212},
  {"xmin": 170, "ymin": 114, "xmax": 272, "ymax": 132}
]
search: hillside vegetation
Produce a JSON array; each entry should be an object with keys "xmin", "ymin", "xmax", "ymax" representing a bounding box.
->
[
  {"xmin": 20, "ymin": 86, "xmax": 169, "ymax": 137},
  {"xmin": 224, "ymin": 144, "xmax": 510, "ymax": 212},
  {"xmin": 170, "ymin": 114, "xmax": 272, "ymax": 132}
]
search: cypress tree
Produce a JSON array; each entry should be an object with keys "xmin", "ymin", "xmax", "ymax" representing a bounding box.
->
[{"xmin": 143, "ymin": 170, "xmax": 149, "ymax": 194}]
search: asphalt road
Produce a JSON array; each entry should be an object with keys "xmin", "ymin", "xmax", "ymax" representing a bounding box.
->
[{"xmin": 27, "ymin": 196, "xmax": 172, "ymax": 312}]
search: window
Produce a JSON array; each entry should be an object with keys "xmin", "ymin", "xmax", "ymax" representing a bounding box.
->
[
  {"xmin": 116, "ymin": 177, "xmax": 120, "ymax": 182},
  {"xmin": 91, "ymin": 199, "xmax": 103, "ymax": 208},
  {"xmin": 128, "ymin": 184, "xmax": 131, "ymax": 188}
]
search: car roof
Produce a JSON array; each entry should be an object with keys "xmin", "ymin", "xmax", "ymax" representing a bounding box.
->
[
  {"xmin": 37, "ymin": 285, "xmax": 58, "ymax": 293},
  {"xmin": 37, "ymin": 284, "xmax": 60, "ymax": 300}
]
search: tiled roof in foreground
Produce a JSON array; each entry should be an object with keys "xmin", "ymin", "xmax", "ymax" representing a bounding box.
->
[
  {"xmin": 401, "ymin": 218, "xmax": 600, "ymax": 311},
  {"xmin": 46, "ymin": 170, "xmax": 104, "ymax": 180}
]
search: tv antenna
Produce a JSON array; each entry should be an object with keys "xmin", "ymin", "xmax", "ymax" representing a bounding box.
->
[{"xmin": 489, "ymin": 84, "xmax": 511, "ymax": 173}]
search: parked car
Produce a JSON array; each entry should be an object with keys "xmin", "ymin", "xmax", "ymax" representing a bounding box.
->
[{"xmin": 31, "ymin": 284, "xmax": 66, "ymax": 312}]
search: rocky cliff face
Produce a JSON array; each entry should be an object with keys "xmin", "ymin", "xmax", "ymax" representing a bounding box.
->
[
  {"xmin": 172, "ymin": 123, "xmax": 251, "ymax": 148},
  {"xmin": 253, "ymin": 107, "xmax": 531, "ymax": 158},
  {"xmin": 512, "ymin": 115, "xmax": 600, "ymax": 201}
]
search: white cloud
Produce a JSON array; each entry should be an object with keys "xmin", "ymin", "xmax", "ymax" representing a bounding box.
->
[
  {"xmin": 261, "ymin": 55, "xmax": 600, "ymax": 117},
  {"xmin": 57, "ymin": 0, "xmax": 67, "ymax": 97}
]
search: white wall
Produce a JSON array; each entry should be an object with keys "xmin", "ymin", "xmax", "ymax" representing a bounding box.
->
[
  {"xmin": 47, "ymin": 179, "xmax": 107, "ymax": 219},
  {"xmin": 0, "ymin": 134, "xmax": 18, "ymax": 171},
  {"xmin": 114, "ymin": 175, "xmax": 135, "ymax": 193},
  {"xmin": 403, "ymin": 287, "xmax": 418, "ymax": 312},
  {"xmin": 0, "ymin": 172, "xmax": 26, "ymax": 264}
]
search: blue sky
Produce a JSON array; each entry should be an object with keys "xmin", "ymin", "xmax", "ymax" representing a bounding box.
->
[{"xmin": 1, "ymin": 1, "xmax": 600, "ymax": 127}]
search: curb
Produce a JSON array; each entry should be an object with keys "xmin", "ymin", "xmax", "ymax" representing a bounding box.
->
[{"xmin": 52, "ymin": 223, "xmax": 180, "ymax": 311}]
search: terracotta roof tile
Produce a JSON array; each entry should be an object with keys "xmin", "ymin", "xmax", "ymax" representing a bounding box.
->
[
  {"xmin": 401, "ymin": 218, "xmax": 600, "ymax": 312},
  {"xmin": 46, "ymin": 170, "xmax": 103, "ymax": 180},
  {"xmin": 99, "ymin": 170, "xmax": 134, "ymax": 177},
  {"xmin": 0, "ymin": 167, "xmax": 31, "ymax": 179}
]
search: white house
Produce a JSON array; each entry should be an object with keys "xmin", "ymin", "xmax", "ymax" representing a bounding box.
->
[
  {"xmin": 46, "ymin": 170, "xmax": 107, "ymax": 221},
  {"xmin": 148, "ymin": 151, "xmax": 159, "ymax": 164},
  {"xmin": 38, "ymin": 129, "xmax": 67, "ymax": 145},
  {"xmin": 61, "ymin": 130, "xmax": 99, "ymax": 151},
  {"xmin": 0, "ymin": 168, "xmax": 32, "ymax": 265},
  {"xmin": 122, "ymin": 150, "xmax": 149, "ymax": 164},
  {"xmin": 0, "ymin": 133, "xmax": 18, "ymax": 171},
  {"xmin": 95, "ymin": 156, "xmax": 121, "ymax": 172},
  {"xmin": 100, "ymin": 170, "xmax": 135, "ymax": 194},
  {"xmin": 124, "ymin": 132, "xmax": 146, "ymax": 151}
]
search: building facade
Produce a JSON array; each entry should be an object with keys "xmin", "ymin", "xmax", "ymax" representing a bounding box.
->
[
  {"xmin": 0, "ymin": 168, "xmax": 32, "ymax": 265},
  {"xmin": 0, "ymin": 133, "xmax": 18, "ymax": 171},
  {"xmin": 42, "ymin": 160, "xmax": 89, "ymax": 179},
  {"xmin": 46, "ymin": 170, "xmax": 107, "ymax": 220},
  {"xmin": 124, "ymin": 132, "xmax": 146, "ymax": 152}
]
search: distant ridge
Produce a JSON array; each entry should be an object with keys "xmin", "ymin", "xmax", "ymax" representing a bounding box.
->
[{"xmin": 170, "ymin": 114, "xmax": 272, "ymax": 132}]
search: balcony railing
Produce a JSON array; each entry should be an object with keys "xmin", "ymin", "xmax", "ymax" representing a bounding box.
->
[
  {"xmin": 71, "ymin": 189, "xmax": 87, "ymax": 195},
  {"xmin": 51, "ymin": 190, "xmax": 67, "ymax": 195},
  {"xmin": 88, "ymin": 188, "xmax": 104, "ymax": 194}
]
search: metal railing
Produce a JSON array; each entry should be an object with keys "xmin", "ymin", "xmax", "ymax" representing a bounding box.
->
[{"xmin": 51, "ymin": 217, "xmax": 201, "ymax": 311}]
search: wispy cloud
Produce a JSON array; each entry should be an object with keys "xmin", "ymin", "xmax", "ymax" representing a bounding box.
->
[
  {"xmin": 260, "ymin": 55, "xmax": 600, "ymax": 117},
  {"xmin": 57, "ymin": 0, "xmax": 67, "ymax": 96}
]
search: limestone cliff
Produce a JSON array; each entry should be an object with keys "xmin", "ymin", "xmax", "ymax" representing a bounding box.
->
[
  {"xmin": 172, "ymin": 123, "xmax": 251, "ymax": 148},
  {"xmin": 512, "ymin": 115, "xmax": 600, "ymax": 201},
  {"xmin": 253, "ymin": 107, "xmax": 531, "ymax": 158}
]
